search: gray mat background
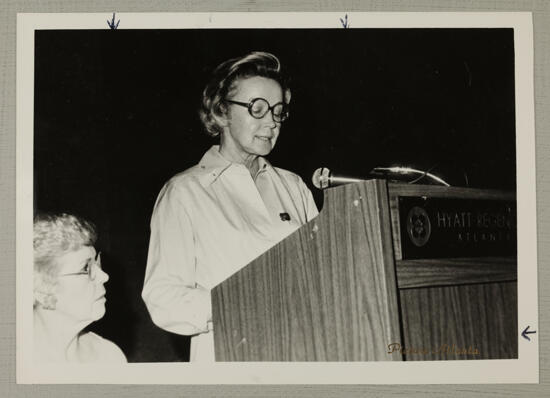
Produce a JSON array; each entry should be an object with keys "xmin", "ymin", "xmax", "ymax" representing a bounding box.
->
[{"xmin": 1, "ymin": 1, "xmax": 548, "ymax": 396}]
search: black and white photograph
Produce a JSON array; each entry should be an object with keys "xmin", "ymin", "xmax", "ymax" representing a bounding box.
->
[{"xmin": 16, "ymin": 12, "xmax": 538, "ymax": 384}]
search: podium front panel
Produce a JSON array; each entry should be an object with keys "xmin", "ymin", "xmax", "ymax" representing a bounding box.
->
[{"xmin": 212, "ymin": 180, "xmax": 403, "ymax": 361}]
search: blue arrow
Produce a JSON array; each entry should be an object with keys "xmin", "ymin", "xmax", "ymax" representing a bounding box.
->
[
  {"xmin": 521, "ymin": 326, "xmax": 536, "ymax": 341},
  {"xmin": 339, "ymin": 14, "xmax": 349, "ymax": 29},
  {"xmin": 107, "ymin": 13, "xmax": 120, "ymax": 30}
]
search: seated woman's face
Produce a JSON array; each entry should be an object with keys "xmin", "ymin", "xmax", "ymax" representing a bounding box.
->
[
  {"xmin": 223, "ymin": 76, "xmax": 284, "ymax": 158},
  {"xmin": 54, "ymin": 246, "xmax": 109, "ymax": 323}
]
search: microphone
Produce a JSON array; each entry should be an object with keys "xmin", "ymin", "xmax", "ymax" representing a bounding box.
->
[
  {"xmin": 312, "ymin": 166, "xmax": 451, "ymax": 190},
  {"xmin": 312, "ymin": 167, "xmax": 366, "ymax": 189}
]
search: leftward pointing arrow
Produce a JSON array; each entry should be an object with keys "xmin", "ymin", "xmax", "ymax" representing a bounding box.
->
[{"xmin": 521, "ymin": 326, "xmax": 536, "ymax": 341}]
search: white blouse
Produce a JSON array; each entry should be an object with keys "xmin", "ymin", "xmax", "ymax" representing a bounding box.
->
[
  {"xmin": 34, "ymin": 331, "xmax": 127, "ymax": 363},
  {"xmin": 142, "ymin": 146, "xmax": 319, "ymax": 362}
]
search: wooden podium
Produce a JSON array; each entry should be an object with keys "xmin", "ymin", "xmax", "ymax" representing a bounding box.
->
[{"xmin": 211, "ymin": 180, "xmax": 517, "ymax": 361}]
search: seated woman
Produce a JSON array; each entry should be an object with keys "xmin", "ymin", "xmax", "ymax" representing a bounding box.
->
[{"xmin": 33, "ymin": 212, "xmax": 127, "ymax": 363}]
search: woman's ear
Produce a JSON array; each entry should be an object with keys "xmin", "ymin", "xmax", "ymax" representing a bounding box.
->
[
  {"xmin": 213, "ymin": 102, "xmax": 230, "ymax": 128},
  {"xmin": 284, "ymin": 88, "xmax": 292, "ymax": 104},
  {"xmin": 34, "ymin": 291, "xmax": 57, "ymax": 310}
]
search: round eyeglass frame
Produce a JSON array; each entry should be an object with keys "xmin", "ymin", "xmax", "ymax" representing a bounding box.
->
[{"xmin": 225, "ymin": 97, "xmax": 289, "ymax": 123}]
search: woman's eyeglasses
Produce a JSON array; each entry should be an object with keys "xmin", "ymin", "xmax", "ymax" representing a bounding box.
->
[
  {"xmin": 59, "ymin": 251, "xmax": 102, "ymax": 281},
  {"xmin": 225, "ymin": 97, "xmax": 289, "ymax": 123}
]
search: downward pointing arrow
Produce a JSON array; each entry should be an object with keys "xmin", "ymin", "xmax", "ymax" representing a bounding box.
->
[
  {"xmin": 522, "ymin": 326, "xmax": 536, "ymax": 341},
  {"xmin": 107, "ymin": 13, "xmax": 120, "ymax": 30}
]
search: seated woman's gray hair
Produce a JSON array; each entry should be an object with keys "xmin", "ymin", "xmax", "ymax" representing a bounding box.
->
[{"xmin": 199, "ymin": 51, "xmax": 291, "ymax": 137}]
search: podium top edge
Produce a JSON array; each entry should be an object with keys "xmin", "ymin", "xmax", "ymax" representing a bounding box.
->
[{"xmin": 321, "ymin": 179, "xmax": 516, "ymax": 201}]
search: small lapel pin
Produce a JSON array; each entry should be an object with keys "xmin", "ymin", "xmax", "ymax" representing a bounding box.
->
[{"xmin": 279, "ymin": 212, "xmax": 291, "ymax": 221}]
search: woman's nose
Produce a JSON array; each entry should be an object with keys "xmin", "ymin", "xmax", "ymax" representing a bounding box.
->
[
  {"xmin": 95, "ymin": 266, "xmax": 109, "ymax": 283},
  {"xmin": 263, "ymin": 112, "xmax": 277, "ymax": 127}
]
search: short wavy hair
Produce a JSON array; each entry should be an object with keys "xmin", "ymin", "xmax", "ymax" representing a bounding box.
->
[
  {"xmin": 33, "ymin": 213, "xmax": 97, "ymax": 309},
  {"xmin": 199, "ymin": 51, "xmax": 290, "ymax": 137}
]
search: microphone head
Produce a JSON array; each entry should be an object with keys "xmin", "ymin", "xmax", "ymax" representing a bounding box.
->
[{"xmin": 312, "ymin": 167, "xmax": 331, "ymax": 189}]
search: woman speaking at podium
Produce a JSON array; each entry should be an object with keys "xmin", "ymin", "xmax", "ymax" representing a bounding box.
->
[{"xmin": 142, "ymin": 51, "xmax": 319, "ymax": 362}]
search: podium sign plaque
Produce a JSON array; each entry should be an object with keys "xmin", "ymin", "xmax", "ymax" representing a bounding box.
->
[{"xmin": 398, "ymin": 196, "xmax": 517, "ymax": 259}]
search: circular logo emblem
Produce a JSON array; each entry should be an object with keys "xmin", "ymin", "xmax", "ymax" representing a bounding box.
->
[{"xmin": 406, "ymin": 206, "xmax": 431, "ymax": 247}]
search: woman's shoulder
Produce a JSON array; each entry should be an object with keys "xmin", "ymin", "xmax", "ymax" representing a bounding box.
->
[
  {"xmin": 157, "ymin": 165, "xmax": 206, "ymax": 197},
  {"xmin": 81, "ymin": 332, "xmax": 127, "ymax": 363},
  {"xmin": 167, "ymin": 164, "xmax": 205, "ymax": 185}
]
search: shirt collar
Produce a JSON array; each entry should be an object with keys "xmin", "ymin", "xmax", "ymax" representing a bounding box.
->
[{"xmin": 197, "ymin": 145, "xmax": 271, "ymax": 187}]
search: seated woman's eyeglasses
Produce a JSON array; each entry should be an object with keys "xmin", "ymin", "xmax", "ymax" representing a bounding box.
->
[
  {"xmin": 225, "ymin": 97, "xmax": 289, "ymax": 123},
  {"xmin": 59, "ymin": 251, "xmax": 102, "ymax": 281}
]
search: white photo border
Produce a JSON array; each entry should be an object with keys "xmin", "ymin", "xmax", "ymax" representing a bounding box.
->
[{"xmin": 16, "ymin": 11, "xmax": 538, "ymax": 384}]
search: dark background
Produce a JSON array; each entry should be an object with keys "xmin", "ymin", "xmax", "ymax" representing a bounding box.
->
[{"xmin": 34, "ymin": 28, "xmax": 516, "ymax": 362}]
